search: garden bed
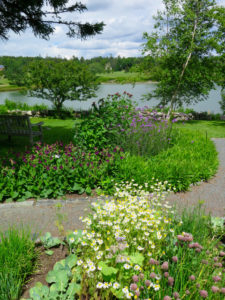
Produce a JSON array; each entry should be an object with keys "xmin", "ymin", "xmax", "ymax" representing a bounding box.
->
[{"xmin": 15, "ymin": 184, "xmax": 225, "ymax": 300}]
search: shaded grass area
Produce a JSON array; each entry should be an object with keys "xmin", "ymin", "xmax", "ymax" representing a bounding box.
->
[
  {"xmin": 0, "ymin": 118, "xmax": 77, "ymax": 156},
  {"xmin": 175, "ymin": 120, "xmax": 225, "ymax": 138}
]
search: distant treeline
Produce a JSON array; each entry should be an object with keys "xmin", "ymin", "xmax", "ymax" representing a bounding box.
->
[
  {"xmin": 0, "ymin": 55, "xmax": 222, "ymax": 87},
  {"xmin": 0, "ymin": 55, "xmax": 149, "ymax": 86}
]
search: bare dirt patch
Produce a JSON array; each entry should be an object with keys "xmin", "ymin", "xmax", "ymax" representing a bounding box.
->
[{"xmin": 21, "ymin": 245, "xmax": 68, "ymax": 299}]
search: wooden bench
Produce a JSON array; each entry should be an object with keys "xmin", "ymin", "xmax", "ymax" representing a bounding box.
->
[{"xmin": 0, "ymin": 115, "xmax": 44, "ymax": 145}]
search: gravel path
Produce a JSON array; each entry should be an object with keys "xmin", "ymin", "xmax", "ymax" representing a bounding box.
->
[
  {"xmin": 167, "ymin": 138, "xmax": 225, "ymax": 217},
  {"xmin": 0, "ymin": 138, "xmax": 224, "ymax": 235}
]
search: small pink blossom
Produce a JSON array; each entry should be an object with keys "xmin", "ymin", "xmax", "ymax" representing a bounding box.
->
[
  {"xmin": 211, "ymin": 286, "xmax": 219, "ymax": 293},
  {"xmin": 199, "ymin": 290, "xmax": 208, "ymax": 298},
  {"xmin": 172, "ymin": 256, "xmax": 178, "ymax": 263}
]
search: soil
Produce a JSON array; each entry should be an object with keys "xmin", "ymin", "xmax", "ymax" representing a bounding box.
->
[{"xmin": 21, "ymin": 245, "xmax": 68, "ymax": 299}]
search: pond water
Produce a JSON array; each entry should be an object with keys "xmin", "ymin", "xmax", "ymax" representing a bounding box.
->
[{"xmin": 0, "ymin": 83, "xmax": 223, "ymax": 113}]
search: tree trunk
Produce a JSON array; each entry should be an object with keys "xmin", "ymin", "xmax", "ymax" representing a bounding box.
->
[{"xmin": 167, "ymin": 12, "xmax": 199, "ymax": 119}]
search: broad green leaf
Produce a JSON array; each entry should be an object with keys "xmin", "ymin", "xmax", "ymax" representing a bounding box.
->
[{"xmin": 129, "ymin": 252, "xmax": 144, "ymax": 266}]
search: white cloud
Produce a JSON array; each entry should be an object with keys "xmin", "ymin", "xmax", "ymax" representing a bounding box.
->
[{"xmin": 0, "ymin": 0, "xmax": 224, "ymax": 58}]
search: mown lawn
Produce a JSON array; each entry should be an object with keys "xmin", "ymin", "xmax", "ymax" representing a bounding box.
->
[{"xmin": 175, "ymin": 120, "xmax": 225, "ymax": 138}]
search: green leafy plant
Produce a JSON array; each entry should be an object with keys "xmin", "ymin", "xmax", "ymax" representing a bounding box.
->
[
  {"xmin": 74, "ymin": 92, "xmax": 135, "ymax": 150},
  {"xmin": 40, "ymin": 232, "xmax": 63, "ymax": 255},
  {"xmin": 27, "ymin": 255, "xmax": 81, "ymax": 300}
]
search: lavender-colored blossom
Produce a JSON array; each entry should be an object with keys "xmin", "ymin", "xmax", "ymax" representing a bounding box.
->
[
  {"xmin": 219, "ymin": 251, "xmax": 225, "ymax": 257},
  {"xmin": 221, "ymin": 288, "xmax": 225, "ymax": 294}
]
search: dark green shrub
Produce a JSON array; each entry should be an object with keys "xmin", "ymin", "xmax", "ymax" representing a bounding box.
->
[{"xmin": 73, "ymin": 93, "xmax": 135, "ymax": 150}]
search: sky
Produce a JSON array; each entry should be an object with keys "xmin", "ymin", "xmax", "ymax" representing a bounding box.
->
[{"xmin": 0, "ymin": 0, "xmax": 224, "ymax": 59}]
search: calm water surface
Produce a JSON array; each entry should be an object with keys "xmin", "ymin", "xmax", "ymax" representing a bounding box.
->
[{"xmin": 0, "ymin": 83, "xmax": 222, "ymax": 113}]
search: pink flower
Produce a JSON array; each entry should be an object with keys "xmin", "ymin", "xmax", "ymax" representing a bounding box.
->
[
  {"xmin": 189, "ymin": 275, "xmax": 195, "ymax": 281},
  {"xmin": 172, "ymin": 256, "xmax": 178, "ymax": 263},
  {"xmin": 135, "ymin": 290, "xmax": 140, "ymax": 297},
  {"xmin": 173, "ymin": 292, "xmax": 180, "ymax": 299},
  {"xmin": 168, "ymin": 277, "xmax": 174, "ymax": 286},
  {"xmin": 132, "ymin": 275, "xmax": 139, "ymax": 282},
  {"xmin": 221, "ymin": 288, "xmax": 225, "ymax": 294},
  {"xmin": 214, "ymin": 262, "xmax": 223, "ymax": 268},
  {"xmin": 163, "ymin": 296, "xmax": 171, "ymax": 300},
  {"xmin": 130, "ymin": 283, "xmax": 138, "ymax": 291},
  {"xmin": 219, "ymin": 251, "xmax": 225, "ymax": 257},
  {"xmin": 161, "ymin": 261, "xmax": 169, "ymax": 271},
  {"xmin": 164, "ymin": 272, "xmax": 169, "ymax": 278},
  {"xmin": 145, "ymin": 280, "xmax": 151, "ymax": 287},
  {"xmin": 150, "ymin": 272, "xmax": 156, "ymax": 279},
  {"xmin": 199, "ymin": 290, "xmax": 208, "ymax": 298},
  {"xmin": 213, "ymin": 276, "xmax": 221, "ymax": 282},
  {"xmin": 149, "ymin": 258, "xmax": 159, "ymax": 265},
  {"xmin": 211, "ymin": 286, "xmax": 219, "ymax": 293}
]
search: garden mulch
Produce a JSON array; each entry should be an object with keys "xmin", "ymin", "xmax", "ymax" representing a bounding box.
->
[{"xmin": 0, "ymin": 139, "xmax": 224, "ymax": 238}]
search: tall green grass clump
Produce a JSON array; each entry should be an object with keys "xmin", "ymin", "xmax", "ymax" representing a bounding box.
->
[
  {"xmin": 116, "ymin": 129, "xmax": 218, "ymax": 191},
  {"xmin": 0, "ymin": 227, "xmax": 38, "ymax": 300},
  {"xmin": 2, "ymin": 99, "xmax": 48, "ymax": 111}
]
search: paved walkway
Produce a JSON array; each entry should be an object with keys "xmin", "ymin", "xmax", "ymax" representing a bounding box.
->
[
  {"xmin": 167, "ymin": 138, "xmax": 225, "ymax": 217},
  {"xmin": 0, "ymin": 139, "xmax": 224, "ymax": 236}
]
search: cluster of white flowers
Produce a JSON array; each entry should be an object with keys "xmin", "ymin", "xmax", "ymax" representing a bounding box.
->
[{"xmin": 69, "ymin": 181, "xmax": 175, "ymax": 299}]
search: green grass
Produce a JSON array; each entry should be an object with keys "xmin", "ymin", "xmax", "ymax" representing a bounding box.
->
[
  {"xmin": 96, "ymin": 71, "xmax": 152, "ymax": 83},
  {"xmin": 175, "ymin": 120, "xmax": 225, "ymax": 138},
  {"xmin": 0, "ymin": 227, "xmax": 38, "ymax": 300},
  {"xmin": 0, "ymin": 77, "xmax": 23, "ymax": 91}
]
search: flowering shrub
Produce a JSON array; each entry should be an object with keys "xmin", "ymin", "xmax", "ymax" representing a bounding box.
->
[
  {"xmin": 73, "ymin": 92, "xmax": 136, "ymax": 151},
  {"xmin": 116, "ymin": 111, "xmax": 176, "ymax": 157},
  {"xmin": 0, "ymin": 142, "xmax": 124, "ymax": 202}
]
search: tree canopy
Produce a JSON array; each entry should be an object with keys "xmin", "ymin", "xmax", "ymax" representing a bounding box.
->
[
  {"xmin": 0, "ymin": 0, "xmax": 104, "ymax": 40},
  {"xmin": 142, "ymin": 0, "xmax": 225, "ymax": 116},
  {"xmin": 25, "ymin": 59, "xmax": 98, "ymax": 112}
]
